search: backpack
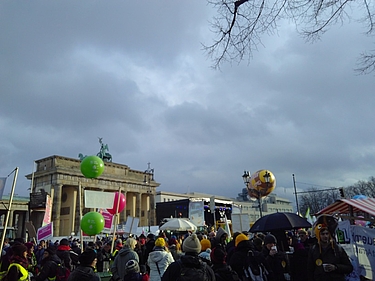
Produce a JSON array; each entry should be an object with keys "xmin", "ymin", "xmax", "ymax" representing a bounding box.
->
[
  {"xmin": 177, "ymin": 260, "xmax": 209, "ymax": 281},
  {"xmin": 214, "ymin": 266, "xmax": 240, "ymax": 281},
  {"xmin": 54, "ymin": 262, "xmax": 70, "ymax": 281},
  {"xmin": 242, "ymin": 251, "xmax": 268, "ymax": 281}
]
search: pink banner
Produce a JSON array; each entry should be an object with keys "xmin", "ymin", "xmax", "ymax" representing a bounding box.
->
[
  {"xmin": 42, "ymin": 195, "xmax": 52, "ymax": 226},
  {"xmin": 98, "ymin": 208, "xmax": 114, "ymax": 233},
  {"xmin": 37, "ymin": 222, "xmax": 53, "ymax": 242}
]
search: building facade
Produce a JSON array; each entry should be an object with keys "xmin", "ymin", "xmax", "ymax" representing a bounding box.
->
[
  {"xmin": 27, "ymin": 155, "xmax": 159, "ymax": 236},
  {"xmin": 0, "ymin": 196, "xmax": 29, "ymax": 238},
  {"xmin": 156, "ymin": 191, "xmax": 293, "ymax": 225}
]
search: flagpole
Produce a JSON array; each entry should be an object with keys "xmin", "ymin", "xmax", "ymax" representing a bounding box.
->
[
  {"xmin": 29, "ymin": 162, "xmax": 35, "ymax": 220},
  {"xmin": 0, "ymin": 167, "xmax": 19, "ymax": 255},
  {"xmin": 78, "ymin": 182, "xmax": 83, "ymax": 251},
  {"xmin": 292, "ymin": 174, "xmax": 300, "ymax": 215}
]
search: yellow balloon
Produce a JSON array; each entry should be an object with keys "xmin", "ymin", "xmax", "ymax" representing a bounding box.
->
[{"xmin": 247, "ymin": 170, "xmax": 276, "ymax": 199}]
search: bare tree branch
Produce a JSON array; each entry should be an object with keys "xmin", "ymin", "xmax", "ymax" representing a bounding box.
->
[{"xmin": 204, "ymin": 0, "xmax": 375, "ymax": 73}]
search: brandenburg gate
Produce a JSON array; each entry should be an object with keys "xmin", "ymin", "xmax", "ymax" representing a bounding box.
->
[{"xmin": 27, "ymin": 155, "xmax": 159, "ymax": 236}]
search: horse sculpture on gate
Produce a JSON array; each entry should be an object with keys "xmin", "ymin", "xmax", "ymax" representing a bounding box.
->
[{"xmin": 97, "ymin": 137, "xmax": 112, "ymax": 162}]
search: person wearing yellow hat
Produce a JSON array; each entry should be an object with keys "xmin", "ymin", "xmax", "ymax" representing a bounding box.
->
[
  {"xmin": 307, "ymin": 224, "xmax": 353, "ymax": 281},
  {"xmin": 148, "ymin": 238, "xmax": 174, "ymax": 281},
  {"xmin": 227, "ymin": 233, "xmax": 265, "ymax": 280},
  {"xmin": 199, "ymin": 239, "xmax": 212, "ymax": 265}
]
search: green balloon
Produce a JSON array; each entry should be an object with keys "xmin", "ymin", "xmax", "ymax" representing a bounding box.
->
[
  {"xmin": 80, "ymin": 211, "xmax": 105, "ymax": 235},
  {"xmin": 80, "ymin": 155, "xmax": 105, "ymax": 178}
]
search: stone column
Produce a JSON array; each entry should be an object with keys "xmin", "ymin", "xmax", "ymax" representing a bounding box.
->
[
  {"xmin": 135, "ymin": 193, "xmax": 141, "ymax": 219},
  {"xmin": 150, "ymin": 193, "xmax": 156, "ymax": 226},
  {"xmin": 52, "ymin": 184, "xmax": 63, "ymax": 236},
  {"xmin": 7, "ymin": 210, "xmax": 14, "ymax": 227}
]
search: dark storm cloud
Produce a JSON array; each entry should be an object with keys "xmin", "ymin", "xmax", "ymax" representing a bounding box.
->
[{"xmin": 1, "ymin": 1, "xmax": 375, "ymax": 205}]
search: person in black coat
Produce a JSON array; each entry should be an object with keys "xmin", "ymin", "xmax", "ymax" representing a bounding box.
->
[
  {"xmin": 228, "ymin": 233, "xmax": 267, "ymax": 280},
  {"xmin": 225, "ymin": 232, "xmax": 241, "ymax": 264},
  {"xmin": 35, "ymin": 247, "xmax": 61, "ymax": 281},
  {"xmin": 307, "ymin": 224, "xmax": 353, "ymax": 281},
  {"xmin": 67, "ymin": 248, "xmax": 100, "ymax": 281},
  {"xmin": 211, "ymin": 246, "xmax": 239, "ymax": 281},
  {"xmin": 56, "ymin": 239, "xmax": 73, "ymax": 272},
  {"xmin": 261, "ymin": 234, "xmax": 287, "ymax": 281},
  {"xmin": 161, "ymin": 234, "xmax": 215, "ymax": 281},
  {"xmin": 143, "ymin": 233, "xmax": 155, "ymax": 273}
]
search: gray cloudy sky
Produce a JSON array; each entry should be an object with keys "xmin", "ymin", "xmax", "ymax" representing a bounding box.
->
[{"xmin": 1, "ymin": 1, "xmax": 374, "ymax": 210}]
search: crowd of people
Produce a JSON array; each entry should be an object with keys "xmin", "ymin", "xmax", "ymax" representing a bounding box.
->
[{"xmin": 0, "ymin": 222, "xmax": 354, "ymax": 281}]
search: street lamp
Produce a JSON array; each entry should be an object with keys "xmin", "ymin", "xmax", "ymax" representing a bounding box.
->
[
  {"xmin": 242, "ymin": 170, "xmax": 263, "ymax": 218},
  {"xmin": 144, "ymin": 163, "xmax": 154, "ymax": 232}
]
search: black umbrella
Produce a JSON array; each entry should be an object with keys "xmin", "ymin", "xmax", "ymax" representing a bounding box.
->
[{"xmin": 249, "ymin": 212, "xmax": 312, "ymax": 233}]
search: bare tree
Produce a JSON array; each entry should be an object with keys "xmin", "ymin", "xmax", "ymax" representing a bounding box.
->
[
  {"xmin": 299, "ymin": 177, "xmax": 375, "ymax": 215},
  {"xmin": 204, "ymin": 0, "xmax": 375, "ymax": 73},
  {"xmin": 299, "ymin": 187, "xmax": 340, "ymax": 215},
  {"xmin": 345, "ymin": 176, "xmax": 375, "ymax": 198}
]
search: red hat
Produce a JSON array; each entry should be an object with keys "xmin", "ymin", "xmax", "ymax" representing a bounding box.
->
[{"xmin": 25, "ymin": 242, "xmax": 34, "ymax": 250}]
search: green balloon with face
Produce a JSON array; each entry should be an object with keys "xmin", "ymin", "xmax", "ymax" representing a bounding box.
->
[
  {"xmin": 80, "ymin": 155, "xmax": 105, "ymax": 178},
  {"xmin": 80, "ymin": 211, "xmax": 105, "ymax": 235}
]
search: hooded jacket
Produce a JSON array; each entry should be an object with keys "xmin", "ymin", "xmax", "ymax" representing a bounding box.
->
[
  {"xmin": 56, "ymin": 245, "xmax": 73, "ymax": 272},
  {"xmin": 110, "ymin": 247, "xmax": 139, "ymax": 281},
  {"xmin": 212, "ymin": 227, "xmax": 228, "ymax": 249},
  {"xmin": 147, "ymin": 247, "xmax": 174, "ymax": 281}
]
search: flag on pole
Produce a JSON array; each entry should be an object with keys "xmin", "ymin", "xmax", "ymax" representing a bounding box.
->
[
  {"xmin": 224, "ymin": 214, "xmax": 232, "ymax": 240},
  {"xmin": 305, "ymin": 207, "xmax": 314, "ymax": 225},
  {"xmin": 304, "ymin": 207, "xmax": 310, "ymax": 218},
  {"xmin": 0, "ymin": 177, "xmax": 6, "ymax": 200}
]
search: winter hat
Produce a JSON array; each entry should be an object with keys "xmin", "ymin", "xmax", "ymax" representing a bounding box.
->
[
  {"xmin": 216, "ymin": 227, "xmax": 228, "ymax": 241},
  {"xmin": 25, "ymin": 242, "xmax": 34, "ymax": 250},
  {"xmin": 235, "ymin": 233, "xmax": 249, "ymax": 247},
  {"xmin": 169, "ymin": 238, "xmax": 177, "ymax": 246},
  {"xmin": 253, "ymin": 238, "xmax": 263, "ymax": 250},
  {"xmin": 11, "ymin": 243, "xmax": 28, "ymax": 257},
  {"xmin": 314, "ymin": 224, "xmax": 329, "ymax": 241},
  {"xmin": 147, "ymin": 233, "xmax": 155, "ymax": 240},
  {"xmin": 155, "ymin": 238, "xmax": 166, "ymax": 248},
  {"xmin": 60, "ymin": 238, "xmax": 69, "ymax": 246},
  {"xmin": 264, "ymin": 234, "xmax": 277, "ymax": 245},
  {"xmin": 314, "ymin": 223, "xmax": 333, "ymax": 253},
  {"xmin": 198, "ymin": 248, "xmax": 211, "ymax": 261},
  {"xmin": 200, "ymin": 239, "xmax": 211, "ymax": 251},
  {"xmin": 210, "ymin": 247, "xmax": 226, "ymax": 264},
  {"xmin": 45, "ymin": 246, "xmax": 56, "ymax": 255},
  {"xmin": 182, "ymin": 234, "xmax": 201, "ymax": 253},
  {"xmin": 79, "ymin": 248, "xmax": 97, "ymax": 266},
  {"xmin": 126, "ymin": 259, "xmax": 140, "ymax": 273}
]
